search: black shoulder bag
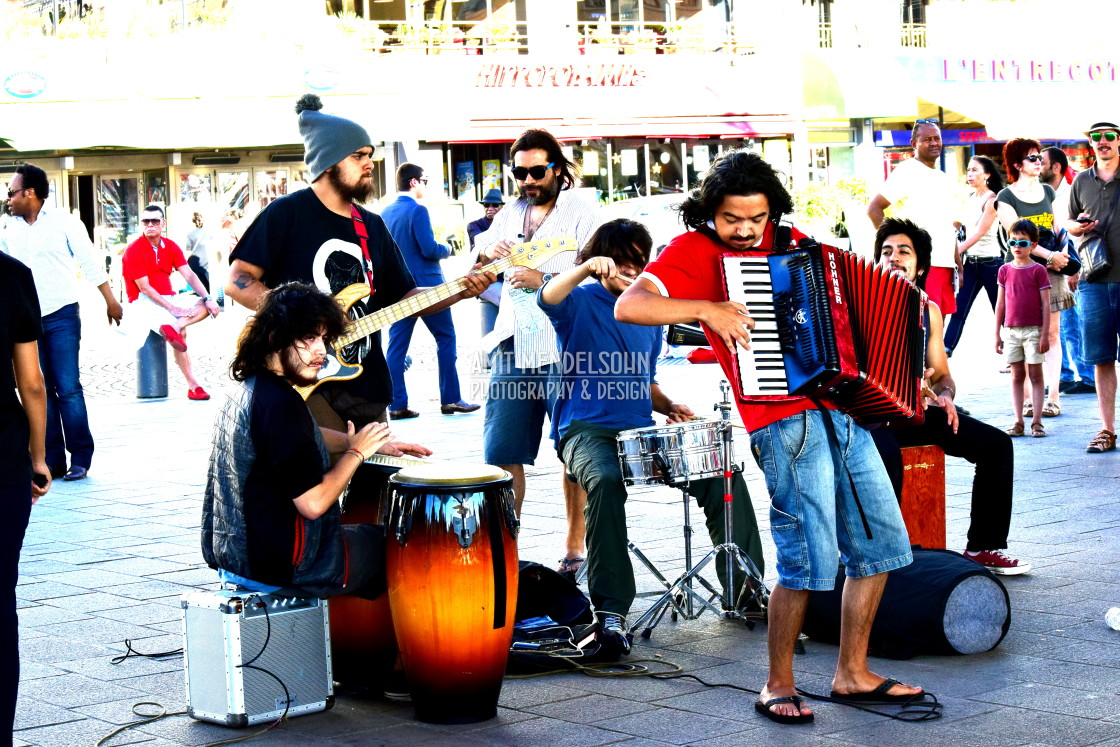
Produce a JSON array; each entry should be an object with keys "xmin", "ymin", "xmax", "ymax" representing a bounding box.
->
[{"xmin": 1080, "ymin": 180, "xmax": 1120, "ymax": 283}]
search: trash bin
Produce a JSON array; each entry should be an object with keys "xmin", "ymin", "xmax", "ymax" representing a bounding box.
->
[{"xmin": 137, "ymin": 330, "xmax": 168, "ymax": 399}]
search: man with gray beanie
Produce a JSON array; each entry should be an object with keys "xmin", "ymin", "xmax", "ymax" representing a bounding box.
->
[{"xmin": 226, "ymin": 94, "xmax": 494, "ymax": 437}]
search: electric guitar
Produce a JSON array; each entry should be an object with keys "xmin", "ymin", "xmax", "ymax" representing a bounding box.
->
[{"xmin": 294, "ymin": 236, "xmax": 577, "ymax": 400}]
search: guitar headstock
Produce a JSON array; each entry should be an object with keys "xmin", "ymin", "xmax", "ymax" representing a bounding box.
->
[{"xmin": 504, "ymin": 236, "xmax": 578, "ymax": 271}]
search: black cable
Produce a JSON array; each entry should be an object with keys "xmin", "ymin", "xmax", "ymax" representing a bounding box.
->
[{"xmin": 111, "ymin": 639, "xmax": 183, "ymax": 665}]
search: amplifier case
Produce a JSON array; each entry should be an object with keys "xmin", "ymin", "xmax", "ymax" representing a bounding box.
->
[{"xmin": 181, "ymin": 590, "xmax": 334, "ymax": 727}]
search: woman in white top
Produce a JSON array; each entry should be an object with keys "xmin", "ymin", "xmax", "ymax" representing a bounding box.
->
[{"xmin": 944, "ymin": 156, "xmax": 1004, "ymax": 357}]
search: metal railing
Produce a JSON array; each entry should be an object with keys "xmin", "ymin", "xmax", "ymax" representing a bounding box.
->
[{"xmin": 818, "ymin": 22, "xmax": 833, "ymax": 49}]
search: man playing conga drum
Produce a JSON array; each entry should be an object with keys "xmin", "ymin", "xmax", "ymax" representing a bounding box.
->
[{"xmin": 202, "ymin": 283, "xmax": 395, "ymax": 598}]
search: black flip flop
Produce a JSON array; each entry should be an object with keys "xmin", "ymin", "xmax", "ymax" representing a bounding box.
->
[
  {"xmin": 829, "ymin": 677, "xmax": 923, "ymax": 703},
  {"xmin": 755, "ymin": 695, "xmax": 814, "ymax": 724}
]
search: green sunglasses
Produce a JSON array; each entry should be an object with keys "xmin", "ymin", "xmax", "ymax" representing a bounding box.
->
[{"xmin": 1090, "ymin": 131, "xmax": 1118, "ymax": 142}]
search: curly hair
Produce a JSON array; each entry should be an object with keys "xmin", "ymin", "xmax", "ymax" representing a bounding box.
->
[
  {"xmin": 1002, "ymin": 138, "xmax": 1041, "ymax": 183},
  {"xmin": 678, "ymin": 150, "xmax": 793, "ymax": 230},
  {"xmin": 576, "ymin": 218, "xmax": 653, "ymax": 269},
  {"xmin": 873, "ymin": 217, "xmax": 932, "ymax": 287},
  {"xmin": 230, "ymin": 283, "xmax": 348, "ymax": 382},
  {"xmin": 510, "ymin": 128, "xmax": 578, "ymax": 190}
]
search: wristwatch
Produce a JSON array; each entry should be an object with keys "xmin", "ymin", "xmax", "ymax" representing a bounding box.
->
[{"xmin": 541, "ymin": 273, "xmax": 554, "ymax": 285}]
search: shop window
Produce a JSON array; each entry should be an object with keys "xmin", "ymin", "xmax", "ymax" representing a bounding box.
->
[
  {"xmin": 573, "ymin": 141, "xmax": 609, "ymax": 201},
  {"xmin": 179, "ymin": 172, "xmax": 213, "ymax": 204},
  {"xmin": 611, "ymin": 140, "xmax": 648, "ymax": 201}
]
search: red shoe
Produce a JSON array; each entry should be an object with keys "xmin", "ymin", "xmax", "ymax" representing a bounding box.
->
[
  {"xmin": 159, "ymin": 324, "xmax": 187, "ymax": 352},
  {"xmin": 964, "ymin": 549, "xmax": 1031, "ymax": 576},
  {"xmin": 188, "ymin": 387, "xmax": 210, "ymax": 401}
]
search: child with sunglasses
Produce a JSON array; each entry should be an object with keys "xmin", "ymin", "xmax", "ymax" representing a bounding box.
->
[{"xmin": 995, "ymin": 219, "xmax": 1052, "ymax": 437}]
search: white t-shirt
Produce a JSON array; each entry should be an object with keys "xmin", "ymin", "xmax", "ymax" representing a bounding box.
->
[{"xmin": 879, "ymin": 157, "xmax": 960, "ymax": 268}]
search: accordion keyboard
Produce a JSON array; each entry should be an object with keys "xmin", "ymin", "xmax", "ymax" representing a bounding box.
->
[{"xmin": 722, "ymin": 256, "xmax": 789, "ymax": 395}]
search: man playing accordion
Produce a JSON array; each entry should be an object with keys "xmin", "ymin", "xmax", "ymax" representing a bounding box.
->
[{"xmin": 616, "ymin": 150, "xmax": 923, "ymax": 725}]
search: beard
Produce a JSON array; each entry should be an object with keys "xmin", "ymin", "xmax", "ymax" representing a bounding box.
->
[
  {"xmin": 327, "ymin": 165, "xmax": 374, "ymax": 204},
  {"xmin": 520, "ymin": 176, "xmax": 559, "ymax": 207},
  {"xmin": 279, "ymin": 346, "xmax": 320, "ymax": 386}
]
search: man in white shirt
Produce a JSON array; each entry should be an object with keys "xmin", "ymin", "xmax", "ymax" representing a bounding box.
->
[
  {"xmin": 1, "ymin": 164, "xmax": 123, "ymax": 481},
  {"xmin": 868, "ymin": 120, "xmax": 962, "ymax": 318},
  {"xmin": 474, "ymin": 128, "xmax": 600, "ymax": 579}
]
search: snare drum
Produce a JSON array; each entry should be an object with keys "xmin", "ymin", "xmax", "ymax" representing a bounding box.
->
[
  {"xmin": 617, "ymin": 420, "xmax": 728, "ymax": 486},
  {"xmin": 386, "ymin": 463, "xmax": 519, "ymax": 724}
]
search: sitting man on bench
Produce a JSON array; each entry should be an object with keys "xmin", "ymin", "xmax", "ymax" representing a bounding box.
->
[
  {"xmin": 201, "ymin": 283, "xmax": 396, "ymax": 597},
  {"xmin": 871, "ymin": 218, "xmax": 1031, "ymax": 576}
]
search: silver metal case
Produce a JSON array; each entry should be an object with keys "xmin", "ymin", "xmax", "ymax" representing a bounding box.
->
[{"xmin": 181, "ymin": 590, "xmax": 334, "ymax": 727}]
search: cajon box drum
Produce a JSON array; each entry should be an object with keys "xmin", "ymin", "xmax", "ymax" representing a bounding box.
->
[{"xmin": 900, "ymin": 444, "xmax": 946, "ymax": 550}]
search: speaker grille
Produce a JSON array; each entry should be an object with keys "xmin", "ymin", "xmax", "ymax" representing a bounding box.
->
[{"xmin": 240, "ymin": 605, "xmax": 331, "ymax": 716}]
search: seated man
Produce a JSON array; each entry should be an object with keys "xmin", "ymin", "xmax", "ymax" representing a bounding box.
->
[
  {"xmin": 121, "ymin": 204, "xmax": 219, "ymax": 400},
  {"xmin": 201, "ymin": 283, "xmax": 395, "ymax": 598},
  {"xmin": 871, "ymin": 218, "xmax": 1030, "ymax": 575},
  {"xmin": 538, "ymin": 218, "xmax": 765, "ymax": 657}
]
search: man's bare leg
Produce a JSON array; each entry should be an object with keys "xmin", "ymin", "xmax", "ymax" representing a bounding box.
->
[
  {"xmin": 563, "ymin": 472, "xmax": 586, "ymax": 562},
  {"xmin": 831, "ymin": 573, "xmax": 922, "ymax": 697},
  {"xmin": 759, "ymin": 584, "xmax": 812, "ymax": 718},
  {"xmin": 172, "ymin": 345, "xmax": 202, "ymax": 392},
  {"xmin": 502, "ymin": 464, "xmax": 525, "ymax": 517},
  {"xmin": 1096, "ymin": 363, "xmax": 1117, "ymax": 433}
]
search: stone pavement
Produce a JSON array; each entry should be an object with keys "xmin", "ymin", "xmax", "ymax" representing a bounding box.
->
[{"xmin": 12, "ymin": 292, "xmax": 1120, "ymax": 746}]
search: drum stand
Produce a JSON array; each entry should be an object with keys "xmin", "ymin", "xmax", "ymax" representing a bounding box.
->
[{"xmin": 628, "ymin": 381, "xmax": 768, "ymax": 639}]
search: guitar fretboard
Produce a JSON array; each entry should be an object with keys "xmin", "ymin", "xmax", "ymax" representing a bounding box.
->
[{"xmin": 334, "ymin": 238, "xmax": 571, "ymax": 348}]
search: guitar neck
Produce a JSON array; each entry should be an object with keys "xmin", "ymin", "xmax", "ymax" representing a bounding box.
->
[{"xmin": 335, "ymin": 239, "xmax": 571, "ymax": 348}]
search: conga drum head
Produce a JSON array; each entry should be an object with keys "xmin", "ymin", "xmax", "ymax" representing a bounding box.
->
[{"xmin": 391, "ymin": 462, "xmax": 509, "ymax": 488}]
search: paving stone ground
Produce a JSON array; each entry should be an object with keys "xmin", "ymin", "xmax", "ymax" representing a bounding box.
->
[{"xmin": 13, "ymin": 287, "xmax": 1120, "ymax": 746}]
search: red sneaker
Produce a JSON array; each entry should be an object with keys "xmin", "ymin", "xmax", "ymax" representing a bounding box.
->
[
  {"xmin": 188, "ymin": 387, "xmax": 210, "ymax": 401},
  {"xmin": 159, "ymin": 324, "xmax": 187, "ymax": 352},
  {"xmin": 965, "ymin": 550, "xmax": 1031, "ymax": 576}
]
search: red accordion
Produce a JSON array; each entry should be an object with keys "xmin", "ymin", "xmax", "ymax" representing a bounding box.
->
[{"xmin": 715, "ymin": 239, "xmax": 927, "ymax": 426}]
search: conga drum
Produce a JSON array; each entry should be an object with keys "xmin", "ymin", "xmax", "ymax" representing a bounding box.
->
[
  {"xmin": 329, "ymin": 462, "xmax": 398, "ymax": 689},
  {"xmin": 386, "ymin": 463, "xmax": 519, "ymax": 724}
]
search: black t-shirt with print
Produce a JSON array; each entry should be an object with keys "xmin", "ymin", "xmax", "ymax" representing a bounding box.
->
[
  {"xmin": 0, "ymin": 254, "xmax": 43, "ymax": 486},
  {"xmin": 243, "ymin": 370, "xmax": 328, "ymax": 584},
  {"xmin": 232, "ymin": 189, "xmax": 417, "ymax": 404}
]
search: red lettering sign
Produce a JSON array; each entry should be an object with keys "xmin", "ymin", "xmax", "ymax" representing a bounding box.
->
[{"xmin": 475, "ymin": 63, "xmax": 648, "ymax": 88}]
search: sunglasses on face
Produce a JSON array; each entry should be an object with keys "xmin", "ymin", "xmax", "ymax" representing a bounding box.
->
[
  {"xmin": 141, "ymin": 218, "xmax": 163, "ymax": 225},
  {"xmin": 1023, "ymin": 154, "xmax": 1043, "ymax": 163},
  {"xmin": 1007, "ymin": 239, "xmax": 1032, "ymax": 248},
  {"xmin": 1091, "ymin": 131, "xmax": 1119, "ymax": 142},
  {"xmin": 510, "ymin": 162, "xmax": 555, "ymax": 181},
  {"xmin": 5, "ymin": 188, "xmax": 27, "ymax": 199}
]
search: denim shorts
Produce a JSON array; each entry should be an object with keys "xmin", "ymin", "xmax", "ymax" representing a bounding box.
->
[
  {"xmin": 482, "ymin": 339, "xmax": 561, "ymax": 466},
  {"xmin": 749, "ymin": 409, "xmax": 912, "ymax": 591},
  {"xmin": 1078, "ymin": 281, "xmax": 1120, "ymax": 365}
]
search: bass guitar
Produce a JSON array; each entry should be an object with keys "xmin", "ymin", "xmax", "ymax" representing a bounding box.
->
[{"xmin": 295, "ymin": 236, "xmax": 576, "ymax": 399}]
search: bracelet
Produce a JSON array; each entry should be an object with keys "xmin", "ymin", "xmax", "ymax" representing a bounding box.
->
[
  {"xmin": 202, "ymin": 295, "xmax": 212, "ymax": 302},
  {"xmin": 344, "ymin": 448, "xmax": 365, "ymax": 463}
]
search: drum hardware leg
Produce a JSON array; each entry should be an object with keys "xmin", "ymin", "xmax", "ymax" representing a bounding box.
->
[
  {"xmin": 626, "ymin": 550, "xmax": 726, "ymax": 636},
  {"xmin": 678, "ymin": 483, "xmax": 696, "ymax": 619}
]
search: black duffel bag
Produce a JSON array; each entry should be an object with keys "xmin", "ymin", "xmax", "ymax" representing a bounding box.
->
[{"xmin": 802, "ymin": 548, "xmax": 1010, "ymax": 660}]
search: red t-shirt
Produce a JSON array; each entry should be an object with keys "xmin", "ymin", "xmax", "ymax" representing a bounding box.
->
[
  {"xmin": 121, "ymin": 237, "xmax": 188, "ymax": 303},
  {"xmin": 996, "ymin": 262, "xmax": 1051, "ymax": 328},
  {"xmin": 642, "ymin": 223, "xmax": 828, "ymax": 432}
]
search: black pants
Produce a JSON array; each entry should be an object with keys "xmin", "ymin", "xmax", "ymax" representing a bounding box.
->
[
  {"xmin": 187, "ymin": 256, "xmax": 210, "ymax": 294},
  {"xmin": 0, "ymin": 481, "xmax": 33, "ymax": 740},
  {"xmin": 871, "ymin": 406, "xmax": 1014, "ymax": 551}
]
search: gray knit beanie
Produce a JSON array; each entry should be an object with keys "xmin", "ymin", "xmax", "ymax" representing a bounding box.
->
[{"xmin": 295, "ymin": 94, "xmax": 373, "ymax": 182}]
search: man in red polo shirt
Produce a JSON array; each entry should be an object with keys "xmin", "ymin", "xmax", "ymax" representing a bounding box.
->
[
  {"xmin": 122, "ymin": 204, "xmax": 219, "ymax": 400},
  {"xmin": 616, "ymin": 150, "xmax": 921, "ymax": 725}
]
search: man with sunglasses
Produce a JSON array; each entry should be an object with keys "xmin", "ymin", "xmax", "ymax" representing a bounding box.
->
[
  {"xmin": 381, "ymin": 162, "xmax": 479, "ymax": 420},
  {"xmin": 868, "ymin": 119, "xmax": 962, "ymax": 319},
  {"xmin": 1, "ymin": 164, "xmax": 123, "ymax": 482},
  {"xmin": 1067, "ymin": 121, "xmax": 1120, "ymax": 453},
  {"xmin": 474, "ymin": 128, "xmax": 600, "ymax": 579},
  {"xmin": 121, "ymin": 205, "xmax": 219, "ymax": 401}
]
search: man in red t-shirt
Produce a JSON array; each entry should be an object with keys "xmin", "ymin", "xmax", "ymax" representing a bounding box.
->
[
  {"xmin": 616, "ymin": 151, "xmax": 922, "ymax": 725},
  {"xmin": 121, "ymin": 205, "xmax": 220, "ymax": 400}
]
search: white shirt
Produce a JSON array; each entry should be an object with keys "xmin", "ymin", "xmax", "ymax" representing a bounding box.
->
[
  {"xmin": 0, "ymin": 205, "xmax": 108, "ymax": 316},
  {"xmin": 475, "ymin": 190, "xmax": 601, "ymax": 368},
  {"xmin": 879, "ymin": 157, "xmax": 961, "ymax": 268}
]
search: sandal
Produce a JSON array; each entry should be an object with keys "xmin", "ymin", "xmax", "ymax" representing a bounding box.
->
[
  {"xmin": 1031, "ymin": 423, "xmax": 1046, "ymax": 438},
  {"xmin": 1006, "ymin": 423, "xmax": 1025, "ymax": 437},
  {"xmin": 557, "ymin": 556, "xmax": 586, "ymax": 582},
  {"xmin": 1042, "ymin": 401, "xmax": 1061, "ymax": 417},
  {"xmin": 1086, "ymin": 429, "xmax": 1117, "ymax": 454},
  {"xmin": 1022, "ymin": 401, "xmax": 1034, "ymax": 418}
]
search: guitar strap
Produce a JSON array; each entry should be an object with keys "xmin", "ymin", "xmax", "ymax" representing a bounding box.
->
[{"xmin": 350, "ymin": 205, "xmax": 375, "ymax": 294}]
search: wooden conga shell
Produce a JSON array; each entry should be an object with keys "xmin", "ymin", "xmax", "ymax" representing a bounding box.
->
[
  {"xmin": 386, "ymin": 465, "xmax": 518, "ymax": 724},
  {"xmin": 329, "ymin": 463, "xmax": 398, "ymax": 688}
]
